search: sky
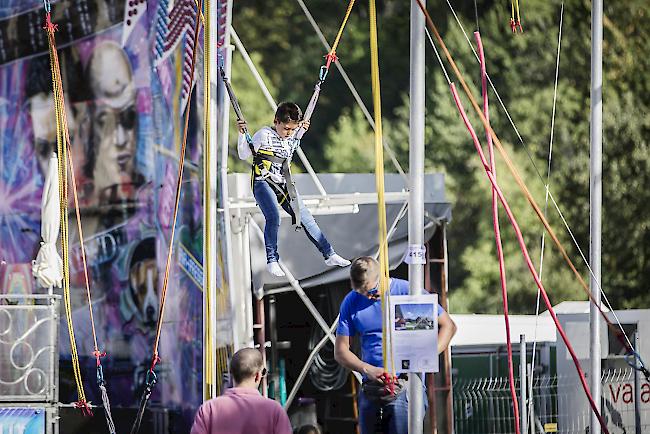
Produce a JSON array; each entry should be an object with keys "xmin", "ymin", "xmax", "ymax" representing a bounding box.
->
[{"xmin": 397, "ymin": 303, "xmax": 434, "ymax": 320}]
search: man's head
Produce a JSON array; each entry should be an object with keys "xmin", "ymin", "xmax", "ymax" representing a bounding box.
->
[
  {"xmin": 350, "ymin": 256, "xmax": 380, "ymax": 296},
  {"xmin": 85, "ymin": 41, "xmax": 138, "ymax": 192},
  {"xmin": 297, "ymin": 425, "xmax": 321, "ymax": 434},
  {"xmin": 273, "ymin": 102, "xmax": 302, "ymax": 138},
  {"xmin": 230, "ymin": 348, "xmax": 266, "ymax": 387},
  {"xmin": 26, "ymin": 55, "xmax": 78, "ymax": 177}
]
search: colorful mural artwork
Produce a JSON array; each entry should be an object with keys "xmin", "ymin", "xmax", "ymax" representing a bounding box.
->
[{"xmin": 0, "ymin": 1, "xmax": 228, "ymax": 430}]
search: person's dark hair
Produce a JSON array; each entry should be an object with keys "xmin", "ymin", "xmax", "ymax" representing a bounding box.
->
[
  {"xmin": 25, "ymin": 56, "xmax": 53, "ymax": 102},
  {"xmin": 350, "ymin": 256, "xmax": 379, "ymax": 290},
  {"xmin": 296, "ymin": 425, "xmax": 321, "ymax": 434},
  {"xmin": 230, "ymin": 348, "xmax": 264, "ymax": 384},
  {"xmin": 274, "ymin": 102, "xmax": 302, "ymax": 123}
]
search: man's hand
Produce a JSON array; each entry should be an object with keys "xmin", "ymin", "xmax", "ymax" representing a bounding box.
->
[
  {"xmin": 363, "ymin": 364, "xmax": 386, "ymax": 382},
  {"xmin": 300, "ymin": 119, "xmax": 310, "ymax": 132},
  {"xmin": 237, "ymin": 119, "xmax": 247, "ymax": 134}
]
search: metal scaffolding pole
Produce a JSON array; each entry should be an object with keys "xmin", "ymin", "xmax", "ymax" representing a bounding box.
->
[
  {"xmin": 589, "ymin": 0, "xmax": 603, "ymax": 432},
  {"xmin": 408, "ymin": 0, "xmax": 426, "ymax": 431},
  {"xmin": 284, "ymin": 318, "xmax": 339, "ymax": 410},
  {"xmin": 216, "ymin": 0, "xmax": 238, "ymax": 353},
  {"xmin": 248, "ymin": 219, "xmax": 337, "ymax": 345}
]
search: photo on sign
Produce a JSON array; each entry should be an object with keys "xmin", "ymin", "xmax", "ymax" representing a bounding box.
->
[{"xmin": 394, "ymin": 303, "xmax": 435, "ymax": 331}]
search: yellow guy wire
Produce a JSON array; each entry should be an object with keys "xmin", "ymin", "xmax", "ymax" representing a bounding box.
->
[
  {"xmin": 46, "ymin": 20, "xmax": 87, "ymax": 408},
  {"xmin": 368, "ymin": 0, "xmax": 394, "ymax": 376},
  {"xmin": 203, "ymin": 0, "xmax": 214, "ymax": 400}
]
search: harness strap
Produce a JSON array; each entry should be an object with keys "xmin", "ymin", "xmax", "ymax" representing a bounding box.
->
[
  {"xmin": 256, "ymin": 151, "xmax": 286, "ymax": 166},
  {"xmin": 281, "ymin": 161, "xmax": 303, "ymax": 229},
  {"xmin": 252, "ymin": 149, "xmax": 302, "ymax": 227}
]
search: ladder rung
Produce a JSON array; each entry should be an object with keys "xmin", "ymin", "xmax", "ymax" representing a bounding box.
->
[{"xmin": 429, "ymin": 258, "xmax": 445, "ymax": 263}]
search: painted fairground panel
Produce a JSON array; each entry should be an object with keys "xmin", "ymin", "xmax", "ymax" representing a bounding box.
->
[{"xmin": 0, "ymin": 0, "xmax": 231, "ymax": 430}]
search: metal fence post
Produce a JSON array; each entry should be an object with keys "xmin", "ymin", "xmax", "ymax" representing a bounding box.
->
[
  {"xmin": 634, "ymin": 330, "xmax": 641, "ymax": 434},
  {"xmin": 520, "ymin": 334, "xmax": 528, "ymax": 434}
]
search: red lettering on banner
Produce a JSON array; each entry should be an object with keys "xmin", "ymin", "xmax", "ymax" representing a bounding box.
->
[
  {"xmin": 622, "ymin": 383, "xmax": 633, "ymax": 404},
  {"xmin": 609, "ymin": 384, "xmax": 621, "ymax": 403},
  {"xmin": 642, "ymin": 383, "xmax": 650, "ymax": 404}
]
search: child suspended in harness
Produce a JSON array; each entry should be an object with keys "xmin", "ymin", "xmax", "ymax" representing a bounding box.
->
[{"xmin": 237, "ymin": 102, "xmax": 350, "ymax": 277}]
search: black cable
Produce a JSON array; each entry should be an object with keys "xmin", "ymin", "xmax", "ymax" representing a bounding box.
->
[{"xmin": 308, "ymin": 295, "xmax": 348, "ymax": 392}]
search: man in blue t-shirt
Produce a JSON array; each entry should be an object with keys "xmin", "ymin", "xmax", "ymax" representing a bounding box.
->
[{"xmin": 335, "ymin": 256, "xmax": 457, "ymax": 434}]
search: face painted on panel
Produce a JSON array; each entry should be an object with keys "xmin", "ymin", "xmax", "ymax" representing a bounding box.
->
[
  {"xmin": 87, "ymin": 41, "xmax": 137, "ymax": 193},
  {"xmin": 30, "ymin": 93, "xmax": 77, "ymax": 176}
]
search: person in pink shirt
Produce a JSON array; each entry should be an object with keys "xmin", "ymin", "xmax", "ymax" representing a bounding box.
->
[{"xmin": 190, "ymin": 348, "xmax": 292, "ymax": 434}]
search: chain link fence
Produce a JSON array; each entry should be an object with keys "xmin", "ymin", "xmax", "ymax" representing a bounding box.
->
[{"xmin": 453, "ymin": 369, "xmax": 649, "ymax": 433}]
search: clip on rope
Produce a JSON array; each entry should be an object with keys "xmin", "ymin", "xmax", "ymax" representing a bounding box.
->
[
  {"xmin": 510, "ymin": 0, "xmax": 523, "ymax": 33},
  {"xmin": 94, "ymin": 350, "xmax": 116, "ymax": 434},
  {"xmin": 379, "ymin": 372, "xmax": 398, "ymax": 396},
  {"xmin": 618, "ymin": 331, "xmax": 650, "ymax": 381},
  {"xmin": 66, "ymin": 104, "xmax": 116, "ymax": 431},
  {"xmin": 319, "ymin": 52, "xmax": 338, "ymax": 82},
  {"xmin": 130, "ymin": 359, "xmax": 159, "ymax": 434},
  {"xmin": 317, "ymin": 0, "xmax": 355, "ymax": 83},
  {"xmin": 131, "ymin": 1, "xmax": 204, "ymax": 432}
]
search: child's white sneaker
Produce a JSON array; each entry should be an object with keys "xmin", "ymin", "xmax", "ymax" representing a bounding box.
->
[
  {"xmin": 325, "ymin": 253, "xmax": 351, "ymax": 267},
  {"xmin": 267, "ymin": 262, "xmax": 285, "ymax": 277}
]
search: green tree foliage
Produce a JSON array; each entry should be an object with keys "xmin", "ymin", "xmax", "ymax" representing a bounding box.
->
[{"xmin": 232, "ymin": 0, "xmax": 650, "ymax": 313}]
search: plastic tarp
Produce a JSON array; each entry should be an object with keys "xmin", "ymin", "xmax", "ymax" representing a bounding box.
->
[{"xmin": 233, "ymin": 173, "xmax": 451, "ymax": 296}]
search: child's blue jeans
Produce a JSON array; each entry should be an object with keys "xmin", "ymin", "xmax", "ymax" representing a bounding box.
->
[{"xmin": 253, "ymin": 180, "xmax": 334, "ymax": 263}]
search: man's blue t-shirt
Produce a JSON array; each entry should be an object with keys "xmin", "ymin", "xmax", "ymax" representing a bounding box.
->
[{"xmin": 336, "ymin": 278, "xmax": 445, "ymax": 368}]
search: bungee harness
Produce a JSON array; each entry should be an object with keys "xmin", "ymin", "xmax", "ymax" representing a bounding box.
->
[{"xmin": 219, "ymin": 64, "xmax": 304, "ymax": 228}]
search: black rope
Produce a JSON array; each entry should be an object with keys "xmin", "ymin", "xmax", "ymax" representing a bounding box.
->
[
  {"xmin": 129, "ymin": 368, "xmax": 157, "ymax": 434},
  {"xmin": 218, "ymin": 63, "xmax": 258, "ymax": 160}
]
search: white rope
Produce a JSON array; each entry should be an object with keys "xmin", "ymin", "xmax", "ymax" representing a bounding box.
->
[
  {"xmin": 425, "ymin": 28, "xmax": 452, "ymax": 85},
  {"xmin": 100, "ymin": 383, "xmax": 116, "ymax": 434},
  {"xmin": 530, "ymin": 2, "xmax": 563, "ymax": 425},
  {"xmin": 442, "ymin": 0, "xmax": 634, "ymax": 351},
  {"xmin": 294, "ymin": 0, "xmax": 408, "ymax": 182}
]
